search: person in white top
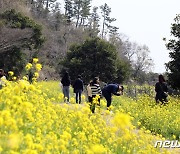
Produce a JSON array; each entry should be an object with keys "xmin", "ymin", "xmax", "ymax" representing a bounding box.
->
[
  {"xmin": 0, "ymin": 69, "xmax": 6, "ymax": 89},
  {"xmin": 87, "ymin": 80, "xmax": 92, "ymax": 102},
  {"xmin": 89, "ymin": 77, "xmax": 102, "ymax": 113}
]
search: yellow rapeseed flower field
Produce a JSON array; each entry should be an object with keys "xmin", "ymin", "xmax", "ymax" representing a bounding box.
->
[
  {"xmin": 0, "ymin": 79, "xmax": 179, "ymax": 153},
  {"xmin": 0, "ymin": 61, "xmax": 179, "ymax": 153}
]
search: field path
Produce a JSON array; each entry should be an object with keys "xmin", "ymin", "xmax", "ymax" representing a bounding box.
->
[{"xmin": 56, "ymin": 102, "xmax": 180, "ymax": 154}]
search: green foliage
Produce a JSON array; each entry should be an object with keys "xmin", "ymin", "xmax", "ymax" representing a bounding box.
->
[
  {"xmin": 61, "ymin": 37, "xmax": 130, "ymax": 84},
  {"xmin": 115, "ymin": 60, "xmax": 131, "ymax": 83},
  {"xmin": 0, "ymin": 9, "xmax": 45, "ymax": 76},
  {"xmin": 0, "ymin": 47, "xmax": 26, "ymax": 76},
  {"xmin": 1, "ymin": 9, "xmax": 44, "ymax": 49},
  {"xmin": 87, "ymin": 6, "xmax": 100, "ymax": 38},
  {"xmin": 64, "ymin": 0, "xmax": 74, "ymax": 23},
  {"xmin": 100, "ymin": 3, "xmax": 116, "ymax": 39},
  {"xmin": 166, "ymin": 14, "xmax": 180, "ymax": 90},
  {"xmin": 0, "ymin": 20, "xmax": 5, "ymax": 28}
]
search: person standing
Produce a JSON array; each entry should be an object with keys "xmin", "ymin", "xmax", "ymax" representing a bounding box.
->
[
  {"xmin": 102, "ymin": 84, "xmax": 124, "ymax": 109},
  {"xmin": 155, "ymin": 74, "xmax": 168, "ymax": 104},
  {"xmin": 87, "ymin": 80, "xmax": 93, "ymax": 103},
  {"xmin": 61, "ymin": 71, "xmax": 71, "ymax": 103},
  {"xmin": 73, "ymin": 75, "xmax": 84, "ymax": 104},
  {"xmin": 90, "ymin": 77, "xmax": 102, "ymax": 113},
  {"xmin": 0, "ymin": 69, "xmax": 6, "ymax": 89}
]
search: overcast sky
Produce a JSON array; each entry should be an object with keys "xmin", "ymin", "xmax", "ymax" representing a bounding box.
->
[
  {"xmin": 91, "ymin": 0, "xmax": 180, "ymax": 73},
  {"xmin": 58, "ymin": 0, "xmax": 180, "ymax": 73}
]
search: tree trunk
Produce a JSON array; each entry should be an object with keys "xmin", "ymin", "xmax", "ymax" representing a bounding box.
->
[{"xmin": 101, "ymin": 15, "xmax": 105, "ymax": 39}]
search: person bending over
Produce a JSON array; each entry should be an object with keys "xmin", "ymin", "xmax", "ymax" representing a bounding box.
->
[{"xmin": 102, "ymin": 84, "xmax": 124, "ymax": 109}]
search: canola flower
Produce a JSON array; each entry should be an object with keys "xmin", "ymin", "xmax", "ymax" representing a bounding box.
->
[
  {"xmin": 25, "ymin": 58, "xmax": 42, "ymax": 83},
  {"xmin": 0, "ymin": 61, "xmax": 179, "ymax": 153},
  {"xmin": 114, "ymin": 94, "xmax": 180, "ymax": 141},
  {"xmin": 33, "ymin": 58, "xmax": 38, "ymax": 63},
  {"xmin": 0, "ymin": 80, "xmax": 178, "ymax": 153},
  {"xmin": 25, "ymin": 63, "xmax": 32, "ymax": 71},
  {"xmin": 35, "ymin": 63, "xmax": 42, "ymax": 71},
  {"xmin": 8, "ymin": 71, "xmax": 14, "ymax": 76},
  {"xmin": 112, "ymin": 112, "xmax": 132, "ymax": 130}
]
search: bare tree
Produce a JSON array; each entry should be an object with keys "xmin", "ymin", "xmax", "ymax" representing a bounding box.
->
[
  {"xmin": 132, "ymin": 45, "xmax": 154, "ymax": 78},
  {"xmin": 123, "ymin": 41, "xmax": 137, "ymax": 62},
  {"xmin": 0, "ymin": 27, "xmax": 33, "ymax": 53}
]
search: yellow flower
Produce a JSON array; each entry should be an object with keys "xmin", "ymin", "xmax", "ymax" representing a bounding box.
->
[
  {"xmin": 33, "ymin": 58, "xmax": 39, "ymax": 63},
  {"xmin": 23, "ymin": 76, "xmax": 28, "ymax": 81},
  {"xmin": 72, "ymin": 149, "xmax": 80, "ymax": 154},
  {"xmin": 70, "ymin": 97, "xmax": 75, "ymax": 104},
  {"xmin": 0, "ymin": 146, "xmax": 2, "ymax": 153},
  {"xmin": 0, "ymin": 117, "xmax": 4, "ymax": 126},
  {"xmin": 32, "ymin": 77, "xmax": 37, "ymax": 82},
  {"xmin": 8, "ymin": 134, "xmax": 20, "ymax": 149},
  {"xmin": 100, "ymin": 99, "xmax": 106, "ymax": 108},
  {"xmin": 137, "ymin": 121, "xmax": 141, "ymax": 126},
  {"xmin": 8, "ymin": 71, "xmax": 14, "ymax": 76},
  {"xmin": 12, "ymin": 76, "xmax": 17, "ymax": 81},
  {"xmin": 58, "ymin": 93, "xmax": 64, "ymax": 101},
  {"xmin": 172, "ymin": 135, "xmax": 176, "ymax": 139},
  {"xmin": 34, "ymin": 72, "xmax": 39, "ymax": 78},
  {"xmin": 112, "ymin": 112, "xmax": 132, "ymax": 130},
  {"xmin": 91, "ymin": 144, "xmax": 107, "ymax": 153},
  {"xmin": 81, "ymin": 94, "xmax": 86, "ymax": 101},
  {"xmin": 72, "ymin": 138, "xmax": 78, "ymax": 147},
  {"xmin": 35, "ymin": 63, "xmax": 42, "ymax": 71},
  {"xmin": 25, "ymin": 63, "xmax": 32, "ymax": 70},
  {"xmin": 59, "ymin": 145, "xmax": 66, "ymax": 151}
]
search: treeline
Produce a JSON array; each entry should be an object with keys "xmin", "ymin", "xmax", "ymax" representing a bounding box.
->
[{"xmin": 0, "ymin": 0, "xmax": 161, "ymax": 85}]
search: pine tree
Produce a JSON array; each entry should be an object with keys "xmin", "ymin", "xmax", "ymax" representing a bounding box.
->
[
  {"xmin": 64, "ymin": 0, "xmax": 74, "ymax": 24},
  {"xmin": 87, "ymin": 6, "xmax": 100, "ymax": 37},
  {"xmin": 100, "ymin": 3, "xmax": 116, "ymax": 39},
  {"xmin": 166, "ymin": 14, "xmax": 180, "ymax": 90},
  {"xmin": 73, "ymin": 0, "xmax": 82, "ymax": 27},
  {"xmin": 79, "ymin": 0, "xmax": 91, "ymax": 27}
]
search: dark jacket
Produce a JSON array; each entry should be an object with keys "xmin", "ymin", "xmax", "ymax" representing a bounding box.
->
[
  {"xmin": 73, "ymin": 78, "xmax": 83, "ymax": 91},
  {"xmin": 155, "ymin": 82, "xmax": 168, "ymax": 99},
  {"xmin": 61, "ymin": 76, "xmax": 71, "ymax": 86},
  {"xmin": 102, "ymin": 84, "xmax": 120, "ymax": 96}
]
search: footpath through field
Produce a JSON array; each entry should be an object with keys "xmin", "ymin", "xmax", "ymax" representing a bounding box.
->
[{"xmin": 58, "ymin": 102, "xmax": 180, "ymax": 154}]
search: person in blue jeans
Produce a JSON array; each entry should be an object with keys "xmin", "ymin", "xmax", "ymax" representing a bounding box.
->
[
  {"xmin": 102, "ymin": 84, "xmax": 124, "ymax": 109},
  {"xmin": 73, "ymin": 75, "xmax": 84, "ymax": 104},
  {"xmin": 61, "ymin": 71, "xmax": 71, "ymax": 103}
]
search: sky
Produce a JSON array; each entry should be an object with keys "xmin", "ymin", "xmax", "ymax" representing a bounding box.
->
[
  {"xmin": 91, "ymin": 0, "xmax": 179, "ymax": 73},
  {"xmin": 58, "ymin": 0, "xmax": 180, "ymax": 73}
]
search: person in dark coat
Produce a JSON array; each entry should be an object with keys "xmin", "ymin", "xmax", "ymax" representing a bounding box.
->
[
  {"xmin": 102, "ymin": 84, "xmax": 124, "ymax": 109},
  {"xmin": 155, "ymin": 74, "xmax": 168, "ymax": 104},
  {"xmin": 61, "ymin": 71, "xmax": 71, "ymax": 103},
  {"xmin": 73, "ymin": 75, "xmax": 84, "ymax": 104}
]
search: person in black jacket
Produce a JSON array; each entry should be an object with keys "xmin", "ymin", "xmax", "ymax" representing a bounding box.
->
[
  {"xmin": 102, "ymin": 84, "xmax": 124, "ymax": 109},
  {"xmin": 61, "ymin": 71, "xmax": 71, "ymax": 103},
  {"xmin": 73, "ymin": 75, "xmax": 84, "ymax": 104},
  {"xmin": 155, "ymin": 74, "xmax": 168, "ymax": 104}
]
